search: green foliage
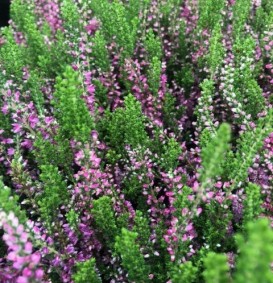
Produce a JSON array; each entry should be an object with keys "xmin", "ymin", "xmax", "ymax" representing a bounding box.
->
[
  {"xmin": 176, "ymin": 65, "xmax": 195, "ymax": 93},
  {"xmin": 91, "ymin": 31, "xmax": 110, "ymax": 72},
  {"xmin": 174, "ymin": 186, "xmax": 192, "ymax": 217},
  {"xmin": 72, "ymin": 258, "xmax": 102, "ymax": 283},
  {"xmin": 207, "ymin": 23, "xmax": 225, "ymax": 75},
  {"xmin": 203, "ymin": 252, "xmax": 229, "ymax": 283},
  {"xmin": 0, "ymin": 106, "xmax": 11, "ymax": 134},
  {"xmin": 11, "ymin": 0, "xmax": 49, "ymax": 67},
  {"xmin": 243, "ymin": 183, "xmax": 262, "ymax": 227},
  {"xmin": 232, "ymin": 36, "xmax": 265, "ymax": 118},
  {"xmin": 123, "ymin": 174, "xmax": 142, "ymax": 201},
  {"xmin": 92, "ymin": 79, "xmax": 109, "ymax": 107},
  {"xmin": 0, "ymin": 28, "xmax": 45, "ymax": 112},
  {"xmin": 257, "ymin": 0, "xmax": 273, "ymax": 32},
  {"xmin": 200, "ymin": 123, "xmax": 231, "ymax": 184},
  {"xmin": 242, "ymin": 79, "xmax": 264, "ymax": 118},
  {"xmin": 159, "ymin": 0, "xmax": 181, "ymax": 26},
  {"xmin": 0, "ymin": 27, "xmax": 25, "ymax": 78},
  {"xmin": 149, "ymin": 220, "xmax": 169, "ymax": 282},
  {"xmin": 233, "ymin": 35, "xmax": 255, "ymax": 71},
  {"xmin": 124, "ymin": 0, "xmax": 143, "ymax": 23},
  {"xmin": 24, "ymin": 71, "xmax": 45, "ymax": 114},
  {"xmin": 261, "ymin": 0, "xmax": 273, "ymax": 13},
  {"xmin": 191, "ymin": 247, "xmax": 209, "ymax": 282},
  {"xmin": 52, "ymin": 66, "xmax": 94, "ymax": 142},
  {"xmin": 91, "ymin": 196, "xmax": 118, "ymax": 247},
  {"xmin": 234, "ymin": 218, "xmax": 273, "ymax": 283},
  {"xmin": 115, "ymin": 228, "xmax": 149, "ymax": 282},
  {"xmin": 229, "ymin": 110, "xmax": 273, "ymax": 189},
  {"xmin": 144, "ymin": 29, "xmax": 163, "ymax": 61},
  {"xmin": 148, "ymin": 56, "xmax": 162, "ymax": 96},
  {"xmin": 160, "ymin": 138, "xmax": 182, "ymax": 171},
  {"xmin": 38, "ymin": 165, "xmax": 69, "ymax": 232},
  {"xmin": 66, "ymin": 209, "xmax": 79, "ymax": 231},
  {"xmin": 61, "ymin": 0, "xmax": 81, "ymax": 37},
  {"xmin": 89, "ymin": 0, "xmax": 139, "ymax": 58},
  {"xmin": 133, "ymin": 210, "xmax": 150, "ymax": 247},
  {"xmin": 101, "ymin": 94, "xmax": 148, "ymax": 155},
  {"xmin": 13, "ymin": 0, "xmax": 81, "ymax": 77},
  {"xmin": 33, "ymin": 133, "xmax": 73, "ymax": 179},
  {"xmin": 196, "ymin": 219, "xmax": 273, "ymax": 283},
  {"xmin": 176, "ymin": 20, "xmax": 188, "ymax": 62},
  {"xmin": 47, "ymin": 30, "xmax": 74, "ymax": 77},
  {"xmin": 253, "ymin": 6, "xmax": 268, "ymax": 33},
  {"xmin": 0, "ymin": 178, "xmax": 27, "ymax": 224},
  {"xmin": 172, "ymin": 186, "xmax": 194, "ymax": 260},
  {"xmin": 23, "ymin": 15, "xmax": 48, "ymax": 68},
  {"xmin": 162, "ymin": 93, "xmax": 177, "ymax": 129},
  {"xmin": 232, "ymin": 0, "xmax": 251, "ymax": 39},
  {"xmin": 162, "ymin": 93, "xmax": 185, "ymax": 135},
  {"xmin": 171, "ymin": 261, "xmax": 198, "ymax": 283},
  {"xmin": 196, "ymin": 79, "xmax": 216, "ymax": 135},
  {"xmin": 9, "ymin": 0, "xmax": 32, "ymax": 31},
  {"xmin": 198, "ymin": 0, "xmax": 225, "ymax": 30},
  {"xmin": 195, "ymin": 201, "xmax": 233, "ymax": 251}
]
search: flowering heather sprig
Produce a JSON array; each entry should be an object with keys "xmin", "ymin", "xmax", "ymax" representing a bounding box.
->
[
  {"xmin": 0, "ymin": 211, "xmax": 44, "ymax": 283},
  {"xmin": 34, "ymin": 0, "xmax": 63, "ymax": 33}
]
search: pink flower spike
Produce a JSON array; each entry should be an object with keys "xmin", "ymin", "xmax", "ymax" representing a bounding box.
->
[
  {"xmin": 31, "ymin": 253, "xmax": 41, "ymax": 265},
  {"xmin": 182, "ymin": 208, "xmax": 189, "ymax": 216},
  {"xmin": 84, "ymin": 71, "xmax": 92, "ymax": 82},
  {"xmin": 1, "ymin": 104, "xmax": 8, "ymax": 114},
  {"xmin": 22, "ymin": 267, "xmax": 32, "ymax": 277},
  {"xmin": 5, "ymin": 138, "xmax": 14, "ymax": 144},
  {"xmin": 7, "ymin": 251, "xmax": 17, "ymax": 261},
  {"xmin": 16, "ymin": 224, "xmax": 24, "ymax": 235},
  {"xmin": 13, "ymin": 258, "xmax": 24, "ymax": 270},
  {"xmin": 185, "ymin": 223, "xmax": 193, "ymax": 232},
  {"xmin": 16, "ymin": 276, "xmax": 28, "ymax": 283},
  {"xmin": 21, "ymin": 232, "xmax": 28, "ymax": 243},
  {"xmin": 35, "ymin": 269, "xmax": 44, "ymax": 279},
  {"xmin": 28, "ymin": 114, "xmax": 39, "ymax": 128},
  {"xmin": 24, "ymin": 242, "xmax": 33, "ymax": 254},
  {"xmin": 7, "ymin": 148, "xmax": 15, "ymax": 156},
  {"xmin": 87, "ymin": 85, "xmax": 95, "ymax": 94},
  {"xmin": 215, "ymin": 181, "xmax": 222, "ymax": 188},
  {"xmin": 192, "ymin": 181, "xmax": 199, "ymax": 192},
  {"xmin": 44, "ymin": 116, "xmax": 54, "ymax": 125},
  {"xmin": 197, "ymin": 207, "xmax": 202, "ymax": 216},
  {"xmin": 85, "ymin": 19, "xmax": 99, "ymax": 35},
  {"xmin": 206, "ymin": 192, "xmax": 214, "ymax": 199},
  {"xmin": 12, "ymin": 123, "xmax": 23, "ymax": 134}
]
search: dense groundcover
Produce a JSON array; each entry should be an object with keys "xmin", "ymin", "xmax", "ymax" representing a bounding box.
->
[{"xmin": 0, "ymin": 0, "xmax": 273, "ymax": 282}]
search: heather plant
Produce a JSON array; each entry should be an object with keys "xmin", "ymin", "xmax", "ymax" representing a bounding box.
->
[
  {"xmin": 52, "ymin": 65, "xmax": 94, "ymax": 142},
  {"xmin": 37, "ymin": 164, "xmax": 69, "ymax": 233},
  {"xmin": 242, "ymin": 183, "xmax": 263, "ymax": 227},
  {"xmin": 0, "ymin": 0, "xmax": 273, "ymax": 282},
  {"xmin": 198, "ymin": 0, "xmax": 225, "ymax": 31},
  {"xmin": 203, "ymin": 252, "xmax": 229, "ymax": 283},
  {"xmin": 72, "ymin": 258, "xmax": 102, "ymax": 283},
  {"xmin": 233, "ymin": 218, "xmax": 273, "ymax": 283},
  {"xmin": 115, "ymin": 228, "xmax": 150, "ymax": 282}
]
